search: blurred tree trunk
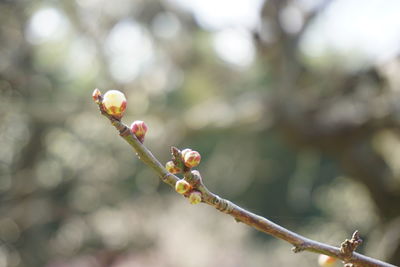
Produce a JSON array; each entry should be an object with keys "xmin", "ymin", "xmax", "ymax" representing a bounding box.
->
[{"xmin": 258, "ymin": 0, "xmax": 400, "ymax": 265}]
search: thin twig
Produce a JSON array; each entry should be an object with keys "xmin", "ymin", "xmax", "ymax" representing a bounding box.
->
[{"xmin": 95, "ymin": 100, "xmax": 397, "ymax": 267}]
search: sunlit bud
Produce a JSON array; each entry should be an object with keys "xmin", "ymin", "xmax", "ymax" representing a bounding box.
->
[
  {"xmin": 188, "ymin": 191, "xmax": 202, "ymax": 204},
  {"xmin": 92, "ymin": 88, "xmax": 102, "ymax": 103},
  {"xmin": 130, "ymin": 120, "xmax": 148, "ymax": 143},
  {"xmin": 181, "ymin": 148, "xmax": 192, "ymax": 160},
  {"xmin": 175, "ymin": 179, "xmax": 191, "ymax": 194},
  {"xmin": 102, "ymin": 90, "xmax": 127, "ymax": 118},
  {"xmin": 183, "ymin": 150, "xmax": 201, "ymax": 168},
  {"xmin": 318, "ymin": 255, "xmax": 336, "ymax": 267},
  {"xmin": 165, "ymin": 161, "xmax": 182, "ymax": 174}
]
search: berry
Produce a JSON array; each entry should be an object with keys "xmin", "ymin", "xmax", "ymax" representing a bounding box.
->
[{"xmin": 102, "ymin": 90, "xmax": 127, "ymax": 118}]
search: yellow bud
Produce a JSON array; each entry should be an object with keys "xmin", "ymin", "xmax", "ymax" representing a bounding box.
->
[
  {"xmin": 165, "ymin": 161, "xmax": 182, "ymax": 174},
  {"xmin": 102, "ymin": 90, "xmax": 127, "ymax": 118},
  {"xmin": 188, "ymin": 191, "xmax": 202, "ymax": 204},
  {"xmin": 175, "ymin": 179, "xmax": 191, "ymax": 194},
  {"xmin": 183, "ymin": 150, "xmax": 201, "ymax": 168}
]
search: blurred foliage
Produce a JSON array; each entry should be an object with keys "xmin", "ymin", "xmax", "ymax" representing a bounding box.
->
[{"xmin": 1, "ymin": 0, "xmax": 400, "ymax": 266}]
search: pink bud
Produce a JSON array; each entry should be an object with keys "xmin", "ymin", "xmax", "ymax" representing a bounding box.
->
[
  {"xmin": 92, "ymin": 88, "xmax": 102, "ymax": 103},
  {"xmin": 188, "ymin": 191, "xmax": 202, "ymax": 204},
  {"xmin": 175, "ymin": 179, "xmax": 191, "ymax": 194},
  {"xmin": 181, "ymin": 148, "xmax": 192, "ymax": 160},
  {"xmin": 318, "ymin": 255, "xmax": 336, "ymax": 267},
  {"xmin": 183, "ymin": 150, "xmax": 201, "ymax": 168},
  {"xmin": 130, "ymin": 120, "xmax": 148, "ymax": 143},
  {"xmin": 165, "ymin": 161, "xmax": 182, "ymax": 174},
  {"xmin": 102, "ymin": 90, "xmax": 127, "ymax": 119}
]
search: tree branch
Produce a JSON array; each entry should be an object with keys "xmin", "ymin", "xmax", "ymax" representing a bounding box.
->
[{"xmin": 94, "ymin": 95, "xmax": 397, "ymax": 267}]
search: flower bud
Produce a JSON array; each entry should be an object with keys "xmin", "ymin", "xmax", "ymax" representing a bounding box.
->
[
  {"xmin": 318, "ymin": 255, "xmax": 336, "ymax": 267},
  {"xmin": 188, "ymin": 191, "xmax": 202, "ymax": 204},
  {"xmin": 130, "ymin": 120, "xmax": 148, "ymax": 143},
  {"xmin": 183, "ymin": 150, "xmax": 201, "ymax": 168},
  {"xmin": 165, "ymin": 161, "xmax": 182, "ymax": 174},
  {"xmin": 181, "ymin": 148, "xmax": 192, "ymax": 159},
  {"xmin": 189, "ymin": 170, "xmax": 202, "ymax": 184},
  {"xmin": 102, "ymin": 90, "xmax": 127, "ymax": 118},
  {"xmin": 175, "ymin": 179, "xmax": 191, "ymax": 194},
  {"xmin": 92, "ymin": 88, "xmax": 102, "ymax": 103}
]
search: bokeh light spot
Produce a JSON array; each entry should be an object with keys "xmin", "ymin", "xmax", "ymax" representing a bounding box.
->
[
  {"xmin": 105, "ymin": 19, "xmax": 154, "ymax": 83},
  {"xmin": 213, "ymin": 28, "xmax": 255, "ymax": 68},
  {"xmin": 26, "ymin": 7, "xmax": 69, "ymax": 44}
]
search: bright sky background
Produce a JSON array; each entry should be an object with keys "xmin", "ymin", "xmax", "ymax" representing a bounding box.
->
[
  {"xmin": 301, "ymin": 0, "xmax": 400, "ymax": 66},
  {"xmin": 26, "ymin": 0, "xmax": 400, "ymax": 80},
  {"xmin": 167, "ymin": 0, "xmax": 264, "ymax": 30},
  {"xmin": 169, "ymin": 0, "xmax": 400, "ymax": 68}
]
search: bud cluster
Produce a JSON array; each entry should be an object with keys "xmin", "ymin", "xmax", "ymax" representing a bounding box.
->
[
  {"xmin": 165, "ymin": 148, "xmax": 202, "ymax": 176},
  {"xmin": 92, "ymin": 89, "xmax": 150, "ymax": 143},
  {"xmin": 92, "ymin": 90, "xmax": 204, "ymax": 205},
  {"xmin": 167, "ymin": 148, "xmax": 203, "ymax": 204}
]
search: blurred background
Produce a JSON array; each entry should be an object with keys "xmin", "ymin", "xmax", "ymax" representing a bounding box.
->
[{"xmin": 1, "ymin": 0, "xmax": 400, "ymax": 266}]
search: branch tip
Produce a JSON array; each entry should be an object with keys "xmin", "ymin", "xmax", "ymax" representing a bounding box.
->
[
  {"xmin": 340, "ymin": 230, "xmax": 363, "ymax": 260},
  {"xmin": 93, "ymin": 94, "xmax": 396, "ymax": 267}
]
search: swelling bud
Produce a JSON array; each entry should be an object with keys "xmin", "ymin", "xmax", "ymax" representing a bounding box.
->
[
  {"xmin": 318, "ymin": 255, "xmax": 336, "ymax": 267},
  {"xmin": 175, "ymin": 179, "xmax": 191, "ymax": 194},
  {"xmin": 181, "ymin": 148, "xmax": 192, "ymax": 159},
  {"xmin": 183, "ymin": 150, "xmax": 201, "ymax": 168},
  {"xmin": 188, "ymin": 191, "xmax": 202, "ymax": 204},
  {"xmin": 102, "ymin": 90, "xmax": 127, "ymax": 119},
  {"xmin": 165, "ymin": 161, "xmax": 182, "ymax": 174},
  {"xmin": 130, "ymin": 120, "xmax": 148, "ymax": 143}
]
